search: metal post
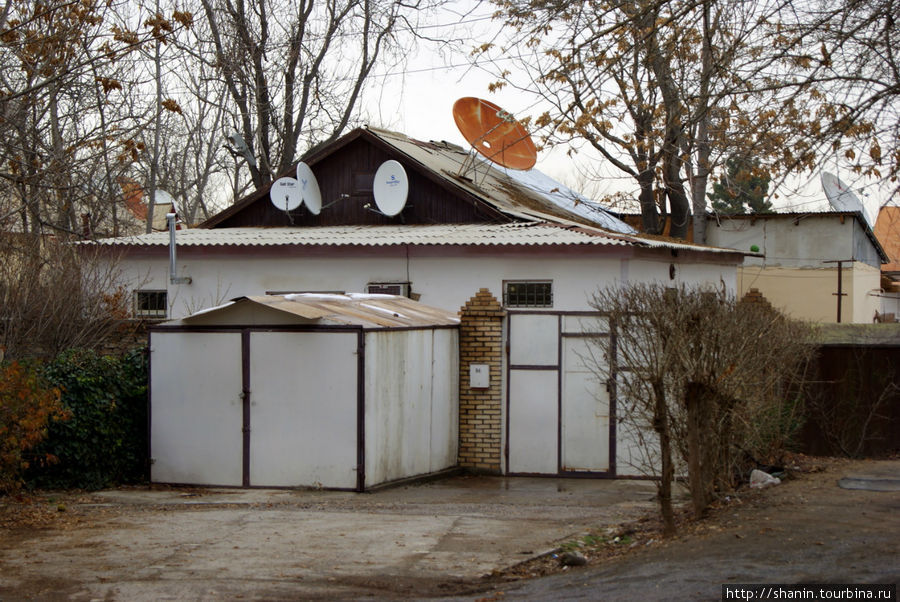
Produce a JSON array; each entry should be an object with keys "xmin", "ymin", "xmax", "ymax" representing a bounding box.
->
[{"xmin": 824, "ymin": 260, "xmax": 849, "ymax": 323}]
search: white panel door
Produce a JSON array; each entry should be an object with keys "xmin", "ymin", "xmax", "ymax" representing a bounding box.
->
[
  {"xmin": 249, "ymin": 331, "xmax": 358, "ymax": 489},
  {"xmin": 150, "ymin": 332, "xmax": 243, "ymax": 486},
  {"xmin": 560, "ymin": 336, "xmax": 610, "ymax": 472}
]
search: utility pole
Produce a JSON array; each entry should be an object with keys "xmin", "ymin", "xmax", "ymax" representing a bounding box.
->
[{"xmin": 823, "ymin": 260, "xmax": 850, "ymax": 323}]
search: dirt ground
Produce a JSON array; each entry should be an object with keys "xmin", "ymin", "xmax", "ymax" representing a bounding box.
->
[{"xmin": 0, "ymin": 457, "xmax": 898, "ymax": 600}]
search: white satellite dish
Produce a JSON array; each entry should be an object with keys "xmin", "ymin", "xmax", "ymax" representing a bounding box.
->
[
  {"xmin": 373, "ymin": 160, "xmax": 409, "ymax": 217},
  {"xmin": 822, "ymin": 172, "xmax": 870, "ymax": 223},
  {"xmin": 271, "ymin": 177, "xmax": 302, "ymax": 212},
  {"xmin": 296, "ymin": 162, "xmax": 322, "ymax": 215}
]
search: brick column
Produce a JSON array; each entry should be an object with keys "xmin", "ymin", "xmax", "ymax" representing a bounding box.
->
[{"xmin": 458, "ymin": 288, "xmax": 506, "ymax": 473}]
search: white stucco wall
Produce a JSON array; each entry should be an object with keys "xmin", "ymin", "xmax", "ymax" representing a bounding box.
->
[{"xmin": 113, "ymin": 245, "xmax": 740, "ymax": 320}]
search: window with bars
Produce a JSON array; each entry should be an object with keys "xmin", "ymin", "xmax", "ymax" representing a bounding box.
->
[
  {"xmin": 134, "ymin": 290, "xmax": 167, "ymax": 318},
  {"xmin": 503, "ymin": 280, "xmax": 553, "ymax": 308}
]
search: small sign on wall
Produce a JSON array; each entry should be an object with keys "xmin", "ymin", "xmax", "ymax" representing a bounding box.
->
[{"xmin": 469, "ymin": 363, "xmax": 490, "ymax": 389}]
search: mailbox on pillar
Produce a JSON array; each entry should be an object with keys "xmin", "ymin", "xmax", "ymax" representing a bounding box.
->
[{"xmin": 469, "ymin": 363, "xmax": 490, "ymax": 389}]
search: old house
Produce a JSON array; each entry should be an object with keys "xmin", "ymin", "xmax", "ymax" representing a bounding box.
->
[{"xmin": 92, "ymin": 126, "xmax": 746, "ymax": 482}]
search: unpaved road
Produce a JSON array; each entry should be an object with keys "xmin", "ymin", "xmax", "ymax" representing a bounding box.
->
[
  {"xmin": 0, "ymin": 459, "xmax": 898, "ymax": 600},
  {"xmin": 0, "ymin": 476, "xmax": 664, "ymax": 600},
  {"xmin": 481, "ymin": 458, "xmax": 900, "ymax": 601}
]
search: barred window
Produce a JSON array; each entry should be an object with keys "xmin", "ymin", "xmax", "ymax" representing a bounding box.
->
[
  {"xmin": 134, "ymin": 290, "xmax": 167, "ymax": 318},
  {"xmin": 503, "ymin": 280, "xmax": 553, "ymax": 308}
]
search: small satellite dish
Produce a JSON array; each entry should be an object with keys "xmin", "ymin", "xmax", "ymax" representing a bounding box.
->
[
  {"xmin": 270, "ymin": 177, "xmax": 302, "ymax": 212},
  {"xmin": 373, "ymin": 160, "xmax": 409, "ymax": 216},
  {"xmin": 452, "ymin": 97, "xmax": 537, "ymax": 170},
  {"xmin": 822, "ymin": 172, "xmax": 869, "ymax": 223},
  {"xmin": 296, "ymin": 162, "xmax": 322, "ymax": 215}
]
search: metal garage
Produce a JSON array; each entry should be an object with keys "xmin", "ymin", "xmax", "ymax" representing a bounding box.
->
[{"xmin": 149, "ymin": 294, "xmax": 459, "ymax": 491}]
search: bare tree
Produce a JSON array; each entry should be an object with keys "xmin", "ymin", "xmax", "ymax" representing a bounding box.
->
[
  {"xmin": 186, "ymin": 0, "xmax": 441, "ymax": 191},
  {"xmin": 487, "ymin": 0, "xmax": 899, "ymax": 239}
]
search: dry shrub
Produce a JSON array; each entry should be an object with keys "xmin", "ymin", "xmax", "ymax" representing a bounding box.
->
[
  {"xmin": 0, "ymin": 236, "xmax": 130, "ymax": 361},
  {"xmin": 588, "ymin": 283, "xmax": 815, "ymax": 533}
]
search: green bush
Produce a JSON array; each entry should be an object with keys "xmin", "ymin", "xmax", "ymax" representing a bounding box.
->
[{"xmin": 26, "ymin": 349, "xmax": 148, "ymax": 490}]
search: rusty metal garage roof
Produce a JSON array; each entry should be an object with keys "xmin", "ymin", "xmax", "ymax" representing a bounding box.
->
[
  {"xmin": 168, "ymin": 293, "xmax": 460, "ymax": 329},
  {"xmin": 89, "ymin": 222, "xmax": 744, "ymax": 255}
]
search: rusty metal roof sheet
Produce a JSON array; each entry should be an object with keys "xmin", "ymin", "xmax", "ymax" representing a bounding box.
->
[
  {"xmin": 174, "ymin": 293, "xmax": 459, "ymax": 329},
  {"xmin": 88, "ymin": 222, "xmax": 744, "ymax": 255},
  {"xmin": 365, "ymin": 127, "xmax": 636, "ymax": 233}
]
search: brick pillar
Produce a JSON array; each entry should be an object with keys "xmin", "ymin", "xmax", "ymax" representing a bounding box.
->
[{"xmin": 458, "ymin": 288, "xmax": 506, "ymax": 473}]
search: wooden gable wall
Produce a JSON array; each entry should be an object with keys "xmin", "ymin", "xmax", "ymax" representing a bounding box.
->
[{"xmin": 212, "ymin": 134, "xmax": 509, "ymax": 228}]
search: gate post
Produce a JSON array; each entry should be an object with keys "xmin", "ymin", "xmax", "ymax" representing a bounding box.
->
[{"xmin": 458, "ymin": 288, "xmax": 505, "ymax": 473}]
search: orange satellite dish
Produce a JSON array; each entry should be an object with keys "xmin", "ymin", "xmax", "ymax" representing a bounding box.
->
[{"xmin": 452, "ymin": 97, "xmax": 537, "ymax": 170}]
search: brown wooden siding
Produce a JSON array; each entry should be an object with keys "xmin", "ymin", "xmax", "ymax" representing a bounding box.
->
[{"xmin": 216, "ymin": 138, "xmax": 509, "ymax": 228}]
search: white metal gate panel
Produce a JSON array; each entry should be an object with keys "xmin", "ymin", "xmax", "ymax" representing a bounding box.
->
[
  {"xmin": 249, "ymin": 331, "xmax": 358, "ymax": 488},
  {"xmin": 508, "ymin": 370, "xmax": 558, "ymax": 473},
  {"xmin": 560, "ymin": 336, "xmax": 609, "ymax": 472},
  {"xmin": 151, "ymin": 332, "xmax": 243, "ymax": 486},
  {"xmin": 507, "ymin": 314, "xmax": 559, "ymax": 474}
]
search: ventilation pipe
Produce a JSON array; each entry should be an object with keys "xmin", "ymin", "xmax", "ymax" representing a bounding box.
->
[{"xmin": 168, "ymin": 213, "xmax": 192, "ymax": 285}]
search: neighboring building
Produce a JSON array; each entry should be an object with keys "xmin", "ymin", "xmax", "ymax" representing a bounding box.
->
[
  {"xmin": 704, "ymin": 212, "xmax": 889, "ymax": 323},
  {"xmin": 90, "ymin": 125, "xmax": 747, "ymax": 479},
  {"xmin": 873, "ymin": 206, "xmax": 900, "ymax": 318}
]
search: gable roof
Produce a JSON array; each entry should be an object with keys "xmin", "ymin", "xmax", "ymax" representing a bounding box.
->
[{"xmin": 200, "ymin": 126, "xmax": 635, "ymax": 234}]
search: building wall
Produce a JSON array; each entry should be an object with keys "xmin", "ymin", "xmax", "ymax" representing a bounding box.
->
[
  {"xmin": 706, "ymin": 214, "xmax": 880, "ymax": 269},
  {"xmin": 114, "ymin": 245, "xmax": 740, "ymax": 320},
  {"xmin": 737, "ymin": 262, "xmax": 881, "ymax": 323}
]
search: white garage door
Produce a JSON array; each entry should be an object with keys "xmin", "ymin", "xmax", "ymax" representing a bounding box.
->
[
  {"xmin": 249, "ymin": 331, "xmax": 358, "ymax": 488},
  {"xmin": 151, "ymin": 332, "xmax": 244, "ymax": 486}
]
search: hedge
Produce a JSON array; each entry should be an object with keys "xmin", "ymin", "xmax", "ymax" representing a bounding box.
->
[{"xmin": 25, "ymin": 348, "xmax": 148, "ymax": 490}]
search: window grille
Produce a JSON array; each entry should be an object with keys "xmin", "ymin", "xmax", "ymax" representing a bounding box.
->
[
  {"xmin": 503, "ymin": 281, "xmax": 553, "ymax": 308},
  {"xmin": 134, "ymin": 290, "xmax": 167, "ymax": 318}
]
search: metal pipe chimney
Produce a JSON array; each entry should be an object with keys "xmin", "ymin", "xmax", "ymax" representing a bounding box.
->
[{"xmin": 168, "ymin": 213, "xmax": 192, "ymax": 285}]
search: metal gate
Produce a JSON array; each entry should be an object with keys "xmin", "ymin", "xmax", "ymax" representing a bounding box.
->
[
  {"xmin": 506, "ymin": 312, "xmax": 615, "ymax": 476},
  {"xmin": 151, "ymin": 328, "xmax": 360, "ymax": 489}
]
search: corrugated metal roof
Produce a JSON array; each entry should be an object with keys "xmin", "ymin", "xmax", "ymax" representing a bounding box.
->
[
  {"xmin": 366, "ymin": 127, "xmax": 636, "ymax": 234},
  {"xmin": 88, "ymin": 222, "xmax": 744, "ymax": 255},
  {"xmin": 174, "ymin": 293, "xmax": 460, "ymax": 329}
]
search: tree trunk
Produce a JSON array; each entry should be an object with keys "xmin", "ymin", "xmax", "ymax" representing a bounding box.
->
[
  {"xmin": 662, "ymin": 131, "xmax": 691, "ymax": 239},
  {"xmin": 685, "ymin": 381, "xmax": 714, "ymax": 518},
  {"xmin": 653, "ymin": 380, "xmax": 677, "ymax": 536},
  {"xmin": 638, "ymin": 166, "xmax": 661, "ymax": 234},
  {"xmin": 691, "ymin": 0, "xmax": 714, "ymax": 245}
]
